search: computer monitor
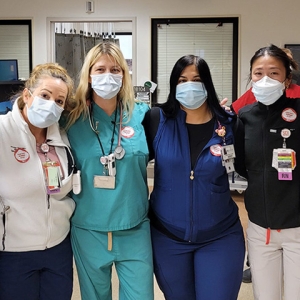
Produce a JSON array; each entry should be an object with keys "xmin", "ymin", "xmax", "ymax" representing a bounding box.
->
[
  {"xmin": 0, "ymin": 100, "xmax": 12, "ymax": 114},
  {"xmin": 0, "ymin": 59, "xmax": 19, "ymax": 81}
]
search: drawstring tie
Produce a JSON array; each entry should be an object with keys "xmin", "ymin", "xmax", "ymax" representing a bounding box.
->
[
  {"xmin": 108, "ymin": 231, "xmax": 112, "ymax": 251},
  {"xmin": 266, "ymin": 228, "xmax": 281, "ymax": 245}
]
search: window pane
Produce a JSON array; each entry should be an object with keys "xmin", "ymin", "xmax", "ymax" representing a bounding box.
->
[
  {"xmin": 0, "ymin": 24, "xmax": 30, "ymax": 79},
  {"xmin": 156, "ymin": 22, "xmax": 234, "ymax": 104}
]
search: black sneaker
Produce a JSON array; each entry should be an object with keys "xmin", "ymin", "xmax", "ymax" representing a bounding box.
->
[{"xmin": 242, "ymin": 268, "xmax": 252, "ymax": 283}]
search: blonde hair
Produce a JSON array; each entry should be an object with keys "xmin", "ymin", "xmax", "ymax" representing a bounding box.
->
[
  {"xmin": 66, "ymin": 42, "xmax": 135, "ymax": 128},
  {"xmin": 18, "ymin": 63, "xmax": 75, "ymax": 112}
]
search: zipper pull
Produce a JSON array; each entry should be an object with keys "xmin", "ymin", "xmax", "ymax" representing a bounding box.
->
[{"xmin": 190, "ymin": 170, "xmax": 194, "ymax": 180}]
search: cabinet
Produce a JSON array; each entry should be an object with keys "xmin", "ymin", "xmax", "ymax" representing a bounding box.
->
[{"xmin": 0, "ymin": 81, "xmax": 25, "ymax": 102}]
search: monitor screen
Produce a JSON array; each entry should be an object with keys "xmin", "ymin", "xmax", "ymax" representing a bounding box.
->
[
  {"xmin": 0, "ymin": 100, "xmax": 12, "ymax": 114},
  {"xmin": 0, "ymin": 59, "xmax": 19, "ymax": 81}
]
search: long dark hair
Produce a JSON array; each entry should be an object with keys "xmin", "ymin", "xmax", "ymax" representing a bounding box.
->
[{"xmin": 158, "ymin": 55, "xmax": 229, "ymax": 120}]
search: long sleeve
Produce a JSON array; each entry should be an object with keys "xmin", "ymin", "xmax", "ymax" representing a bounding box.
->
[
  {"xmin": 142, "ymin": 107, "xmax": 160, "ymax": 161},
  {"xmin": 233, "ymin": 116, "xmax": 247, "ymax": 179}
]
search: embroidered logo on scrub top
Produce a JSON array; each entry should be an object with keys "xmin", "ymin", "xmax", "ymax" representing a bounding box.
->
[
  {"xmin": 282, "ymin": 108, "xmax": 297, "ymax": 122},
  {"xmin": 11, "ymin": 146, "xmax": 30, "ymax": 163},
  {"xmin": 121, "ymin": 126, "xmax": 135, "ymax": 138},
  {"xmin": 210, "ymin": 144, "xmax": 222, "ymax": 156}
]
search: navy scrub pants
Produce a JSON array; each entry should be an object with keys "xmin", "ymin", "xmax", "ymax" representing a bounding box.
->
[
  {"xmin": 0, "ymin": 235, "xmax": 73, "ymax": 300},
  {"xmin": 151, "ymin": 224, "xmax": 245, "ymax": 300}
]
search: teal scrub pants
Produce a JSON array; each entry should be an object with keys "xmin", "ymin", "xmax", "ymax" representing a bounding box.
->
[{"xmin": 71, "ymin": 219, "xmax": 154, "ymax": 300}]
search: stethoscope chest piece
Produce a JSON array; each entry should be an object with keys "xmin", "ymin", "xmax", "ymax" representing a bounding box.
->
[{"xmin": 114, "ymin": 145, "xmax": 125, "ymax": 160}]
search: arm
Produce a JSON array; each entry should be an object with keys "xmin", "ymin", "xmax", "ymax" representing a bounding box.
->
[
  {"xmin": 233, "ymin": 116, "xmax": 248, "ymax": 179},
  {"xmin": 142, "ymin": 107, "xmax": 160, "ymax": 161}
]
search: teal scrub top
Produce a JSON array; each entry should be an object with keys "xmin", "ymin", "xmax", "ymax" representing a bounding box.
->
[{"xmin": 68, "ymin": 101, "xmax": 150, "ymax": 231}]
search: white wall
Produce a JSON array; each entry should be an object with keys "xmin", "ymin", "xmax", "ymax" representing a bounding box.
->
[{"xmin": 2, "ymin": 0, "xmax": 299, "ymax": 96}]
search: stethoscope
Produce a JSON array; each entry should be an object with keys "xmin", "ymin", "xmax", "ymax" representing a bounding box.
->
[{"xmin": 88, "ymin": 102, "xmax": 125, "ymax": 160}]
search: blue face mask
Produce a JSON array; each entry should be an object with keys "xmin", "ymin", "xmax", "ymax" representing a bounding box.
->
[{"xmin": 176, "ymin": 82, "xmax": 207, "ymax": 110}]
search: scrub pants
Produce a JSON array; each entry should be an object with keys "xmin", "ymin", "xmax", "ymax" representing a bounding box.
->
[
  {"xmin": 71, "ymin": 219, "xmax": 154, "ymax": 300},
  {"xmin": 247, "ymin": 220, "xmax": 300, "ymax": 300},
  {"xmin": 151, "ymin": 224, "xmax": 245, "ymax": 300},
  {"xmin": 0, "ymin": 235, "xmax": 73, "ymax": 300}
]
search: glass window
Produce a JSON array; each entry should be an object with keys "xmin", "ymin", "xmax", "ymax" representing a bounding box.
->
[
  {"xmin": 151, "ymin": 18, "xmax": 238, "ymax": 105},
  {"xmin": 0, "ymin": 20, "xmax": 32, "ymax": 80}
]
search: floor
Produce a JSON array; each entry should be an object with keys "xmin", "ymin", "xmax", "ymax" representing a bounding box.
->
[{"xmin": 71, "ymin": 189, "xmax": 254, "ymax": 300}]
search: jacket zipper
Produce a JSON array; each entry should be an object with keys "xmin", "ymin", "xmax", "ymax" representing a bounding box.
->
[
  {"xmin": 187, "ymin": 121, "xmax": 227, "ymax": 242},
  {"xmin": 45, "ymin": 192, "xmax": 51, "ymax": 249},
  {"xmin": 189, "ymin": 170, "xmax": 194, "ymax": 242},
  {"xmin": 188, "ymin": 139, "xmax": 209, "ymax": 241},
  {"xmin": 262, "ymin": 108, "xmax": 270, "ymax": 230}
]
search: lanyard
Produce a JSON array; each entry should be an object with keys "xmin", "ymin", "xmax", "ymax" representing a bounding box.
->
[
  {"xmin": 88, "ymin": 103, "xmax": 118, "ymax": 157},
  {"xmin": 117, "ymin": 104, "xmax": 123, "ymax": 147}
]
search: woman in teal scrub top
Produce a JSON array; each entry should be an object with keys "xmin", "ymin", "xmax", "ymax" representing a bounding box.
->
[{"xmin": 65, "ymin": 42, "xmax": 154, "ymax": 300}]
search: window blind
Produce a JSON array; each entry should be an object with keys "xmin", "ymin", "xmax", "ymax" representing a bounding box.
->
[
  {"xmin": 156, "ymin": 23, "xmax": 233, "ymax": 104},
  {"xmin": 0, "ymin": 25, "xmax": 30, "ymax": 79}
]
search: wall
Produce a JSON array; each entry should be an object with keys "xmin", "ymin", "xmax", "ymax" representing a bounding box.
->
[{"xmin": 1, "ymin": 0, "xmax": 299, "ymax": 96}]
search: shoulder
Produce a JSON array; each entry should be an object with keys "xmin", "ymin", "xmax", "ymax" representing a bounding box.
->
[
  {"xmin": 215, "ymin": 108, "xmax": 236, "ymax": 125},
  {"xmin": 287, "ymin": 84, "xmax": 300, "ymax": 98},
  {"xmin": 134, "ymin": 101, "xmax": 150, "ymax": 115},
  {"xmin": 66, "ymin": 114, "xmax": 88, "ymax": 137},
  {"xmin": 144, "ymin": 106, "xmax": 162, "ymax": 125},
  {"xmin": 232, "ymin": 88, "xmax": 256, "ymax": 113},
  {"xmin": 285, "ymin": 96, "xmax": 300, "ymax": 107},
  {"xmin": 128, "ymin": 101, "xmax": 150, "ymax": 124},
  {"xmin": 238, "ymin": 102, "xmax": 257, "ymax": 118},
  {"xmin": 144, "ymin": 106, "xmax": 161, "ymax": 119},
  {"xmin": 237, "ymin": 88, "xmax": 254, "ymax": 101}
]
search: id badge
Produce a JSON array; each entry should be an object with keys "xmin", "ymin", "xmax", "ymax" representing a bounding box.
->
[
  {"xmin": 272, "ymin": 148, "xmax": 296, "ymax": 181},
  {"xmin": 43, "ymin": 161, "xmax": 62, "ymax": 194},
  {"xmin": 94, "ymin": 175, "xmax": 116, "ymax": 189},
  {"xmin": 224, "ymin": 158, "xmax": 235, "ymax": 173},
  {"xmin": 221, "ymin": 145, "xmax": 236, "ymax": 160},
  {"xmin": 221, "ymin": 144, "xmax": 236, "ymax": 173}
]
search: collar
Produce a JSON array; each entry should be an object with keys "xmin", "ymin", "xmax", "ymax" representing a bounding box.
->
[
  {"xmin": 257, "ymin": 92, "xmax": 288, "ymax": 111},
  {"xmin": 176, "ymin": 105, "xmax": 233, "ymax": 126}
]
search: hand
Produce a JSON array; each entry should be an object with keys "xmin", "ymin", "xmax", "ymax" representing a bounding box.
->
[{"xmin": 220, "ymin": 98, "xmax": 231, "ymax": 112}]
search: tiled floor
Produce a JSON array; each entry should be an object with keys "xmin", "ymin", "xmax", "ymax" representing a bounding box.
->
[{"xmin": 71, "ymin": 191, "xmax": 254, "ymax": 300}]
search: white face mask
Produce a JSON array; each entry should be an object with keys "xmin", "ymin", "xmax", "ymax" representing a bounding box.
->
[
  {"xmin": 27, "ymin": 95, "xmax": 64, "ymax": 128},
  {"xmin": 252, "ymin": 76, "xmax": 285, "ymax": 106},
  {"xmin": 176, "ymin": 82, "xmax": 207, "ymax": 110},
  {"xmin": 91, "ymin": 73, "xmax": 123, "ymax": 99}
]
